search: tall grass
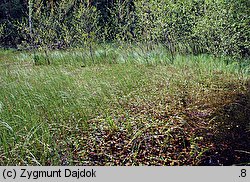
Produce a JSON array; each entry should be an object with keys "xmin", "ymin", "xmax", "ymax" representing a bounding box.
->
[{"xmin": 0, "ymin": 46, "xmax": 249, "ymax": 165}]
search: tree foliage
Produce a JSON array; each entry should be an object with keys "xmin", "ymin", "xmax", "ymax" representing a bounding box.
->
[{"xmin": 0, "ymin": 0, "xmax": 249, "ymax": 58}]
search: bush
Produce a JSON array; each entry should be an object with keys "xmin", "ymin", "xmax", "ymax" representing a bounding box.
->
[{"xmin": 1, "ymin": 0, "xmax": 249, "ymax": 58}]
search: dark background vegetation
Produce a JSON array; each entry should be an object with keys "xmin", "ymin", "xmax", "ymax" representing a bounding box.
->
[{"xmin": 0, "ymin": 0, "xmax": 249, "ymax": 58}]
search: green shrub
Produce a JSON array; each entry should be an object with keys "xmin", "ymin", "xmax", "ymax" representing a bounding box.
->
[{"xmin": 1, "ymin": 0, "xmax": 249, "ymax": 58}]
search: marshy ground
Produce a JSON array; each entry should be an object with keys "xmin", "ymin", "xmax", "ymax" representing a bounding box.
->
[{"xmin": 0, "ymin": 46, "xmax": 249, "ymax": 165}]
